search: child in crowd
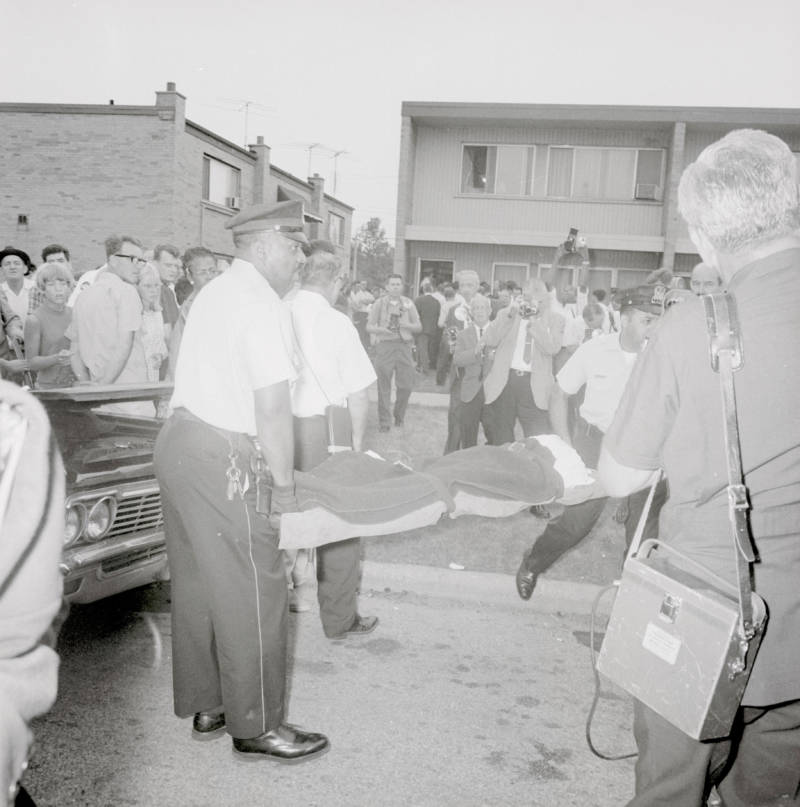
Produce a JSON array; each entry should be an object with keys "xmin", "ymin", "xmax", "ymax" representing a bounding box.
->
[{"xmin": 23, "ymin": 262, "xmax": 76, "ymax": 388}]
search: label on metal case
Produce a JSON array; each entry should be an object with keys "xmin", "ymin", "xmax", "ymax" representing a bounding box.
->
[{"xmin": 642, "ymin": 622, "xmax": 681, "ymax": 665}]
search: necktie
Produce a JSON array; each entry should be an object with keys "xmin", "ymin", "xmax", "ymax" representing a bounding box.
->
[{"xmin": 522, "ymin": 322, "xmax": 533, "ymax": 365}]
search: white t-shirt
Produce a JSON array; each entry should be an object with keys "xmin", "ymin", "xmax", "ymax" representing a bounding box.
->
[
  {"xmin": 0, "ymin": 278, "xmax": 35, "ymax": 321},
  {"xmin": 556, "ymin": 332, "xmax": 638, "ymax": 433},
  {"xmin": 287, "ymin": 288, "xmax": 376, "ymax": 418},
  {"xmin": 171, "ymin": 258, "xmax": 297, "ymax": 435}
]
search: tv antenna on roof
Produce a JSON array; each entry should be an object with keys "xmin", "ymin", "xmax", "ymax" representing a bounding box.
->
[{"xmin": 218, "ymin": 98, "xmax": 274, "ymax": 147}]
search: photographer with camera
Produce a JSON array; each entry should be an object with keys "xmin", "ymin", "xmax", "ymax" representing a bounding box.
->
[
  {"xmin": 481, "ymin": 277, "xmax": 564, "ymax": 445},
  {"xmin": 599, "ymin": 129, "xmax": 800, "ymax": 806},
  {"xmin": 366, "ymin": 274, "xmax": 421, "ymax": 432}
]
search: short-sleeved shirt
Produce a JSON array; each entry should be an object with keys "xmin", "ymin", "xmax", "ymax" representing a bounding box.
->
[
  {"xmin": 367, "ymin": 294, "xmax": 420, "ymax": 344},
  {"xmin": 287, "ymin": 289, "xmax": 377, "ymax": 418},
  {"xmin": 604, "ymin": 247, "xmax": 800, "ymax": 704},
  {"xmin": 171, "ymin": 258, "xmax": 297, "ymax": 435},
  {"xmin": 557, "ymin": 332, "xmax": 638, "ymax": 432},
  {"xmin": 66, "ymin": 271, "xmax": 147, "ymax": 383},
  {"xmin": 0, "ymin": 278, "xmax": 35, "ymax": 322}
]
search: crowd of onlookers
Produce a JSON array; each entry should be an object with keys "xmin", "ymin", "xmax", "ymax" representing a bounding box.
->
[{"xmin": 0, "ymin": 239, "xmax": 227, "ymax": 398}]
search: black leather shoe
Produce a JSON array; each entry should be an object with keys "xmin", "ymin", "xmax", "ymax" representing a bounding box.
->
[
  {"xmin": 192, "ymin": 710, "xmax": 226, "ymax": 741},
  {"xmin": 515, "ymin": 553, "xmax": 539, "ymax": 601},
  {"xmin": 233, "ymin": 724, "xmax": 330, "ymax": 764},
  {"xmin": 378, "ymin": 425, "xmax": 390, "ymax": 432},
  {"xmin": 330, "ymin": 614, "xmax": 379, "ymax": 639}
]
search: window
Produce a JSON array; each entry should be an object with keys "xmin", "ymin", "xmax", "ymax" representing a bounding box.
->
[
  {"xmin": 546, "ymin": 146, "xmax": 665, "ymax": 201},
  {"xmin": 202, "ymin": 156, "xmax": 241, "ymax": 208},
  {"xmin": 461, "ymin": 145, "xmax": 535, "ymax": 195},
  {"xmin": 329, "ymin": 212, "xmax": 344, "ymax": 246}
]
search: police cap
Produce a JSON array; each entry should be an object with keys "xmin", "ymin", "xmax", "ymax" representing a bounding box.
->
[
  {"xmin": 225, "ymin": 200, "xmax": 309, "ymax": 245},
  {"xmin": 614, "ymin": 284, "xmax": 668, "ymax": 314}
]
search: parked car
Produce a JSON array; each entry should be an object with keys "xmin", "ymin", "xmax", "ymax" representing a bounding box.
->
[{"xmin": 34, "ymin": 383, "xmax": 172, "ymax": 604}]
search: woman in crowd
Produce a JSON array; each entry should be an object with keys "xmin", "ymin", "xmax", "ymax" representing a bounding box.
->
[
  {"xmin": 23, "ymin": 262, "xmax": 76, "ymax": 388},
  {"xmin": 137, "ymin": 263, "xmax": 169, "ymax": 382}
]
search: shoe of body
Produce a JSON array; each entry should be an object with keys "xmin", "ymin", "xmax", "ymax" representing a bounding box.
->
[
  {"xmin": 378, "ymin": 425, "xmax": 390, "ymax": 432},
  {"xmin": 329, "ymin": 614, "xmax": 379, "ymax": 639},
  {"xmin": 233, "ymin": 724, "xmax": 330, "ymax": 764},
  {"xmin": 192, "ymin": 710, "xmax": 226, "ymax": 741},
  {"xmin": 394, "ymin": 418, "xmax": 404, "ymax": 426},
  {"xmin": 515, "ymin": 552, "xmax": 538, "ymax": 601}
]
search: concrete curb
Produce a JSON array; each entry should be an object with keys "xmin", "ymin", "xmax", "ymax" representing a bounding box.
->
[{"xmin": 361, "ymin": 560, "xmax": 615, "ymax": 616}]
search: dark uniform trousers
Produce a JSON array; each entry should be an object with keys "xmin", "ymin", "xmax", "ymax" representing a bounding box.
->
[
  {"xmin": 629, "ymin": 698, "xmax": 800, "ymax": 806},
  {"xmin": 485, "ymin": 370, "xmax": 550, "ymax": 446},
  {"xmin": 154, "ymin": 414, "xmax": 287, "ymax": 740},
  {"xmin": 523, "ymin": 415, "xmax": 667, "ymax": 576},
  {"xmin": 373, "ymin": 340, "xmax": 415, "ymax": 427},
  {"xmin": 294, "ymin": 416, "xmax": 361, "ymax": 638}
]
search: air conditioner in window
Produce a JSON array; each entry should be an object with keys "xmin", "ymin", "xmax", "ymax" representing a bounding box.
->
[
  {"xmin": 634, "ymin": 183, "xmax": 661, "ymax": 201},
  {"xmin": 226, "ymin": 196, "xmax": 241, "ymax": 209}
]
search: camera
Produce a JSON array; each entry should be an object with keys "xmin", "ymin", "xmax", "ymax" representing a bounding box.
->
[
  {"xmin": 563, "ymin": 227, "xmax": 579, "ymax": 253},
  {"xmin": 519, "ymin": 302, "xmax": 538, "ymax": 319},
  {"xmin": 388, "ymin": 312, "xmax": 401, "ymax": 333},
  {"xmin": 446, "ymin": 326, "xmax": 459, "ymax": 346}
]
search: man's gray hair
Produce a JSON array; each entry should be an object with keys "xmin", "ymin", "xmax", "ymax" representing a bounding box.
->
[
  {"xmin": 678, "ymin": 129, "xmax": 800, "ymax": 254},
  {"xmin": 455, "ymin": 269, "xmax": 479, "ymax": 284},
  {"xmin": 300, "ymin": 250, "xmax": 341, "ymax": 286}
]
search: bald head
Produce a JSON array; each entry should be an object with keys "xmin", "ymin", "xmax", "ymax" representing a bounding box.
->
[{"xmin": 690, "ymin": 262, "xmax": 723, "ymax": 295}]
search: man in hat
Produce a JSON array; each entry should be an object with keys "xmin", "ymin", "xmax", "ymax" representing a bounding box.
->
[
  {"xmin": 0, "ymin": 247, "xmax": 36, "ymax": 323},
  {"xmin": 154, "ymin": 200, "xmax": 329, "ymax": 763},
  {"xmin": 599, "ymin": 130, "xmax": 800, "ymax": 806},
  {"xmin": 514, "ymin": 284, "xmax": 667, "ymax": 601}
]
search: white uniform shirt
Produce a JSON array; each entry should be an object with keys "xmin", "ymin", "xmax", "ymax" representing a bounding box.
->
[
  {"xmin": 171, "ymin": 258, "xmax": 297, "ymax": 435},
  {"xmin": 556, "ymin": 332, "xmax": 638, "ymax": 433},
  {"xmin": 287, "ymin": 288, "xmax": 376, "ymax": 417}
]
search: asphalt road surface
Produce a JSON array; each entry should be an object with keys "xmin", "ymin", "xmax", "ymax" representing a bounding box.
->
[{"xmin": 23, "ymin": 565, "xmax": 637, "ymax": 806}]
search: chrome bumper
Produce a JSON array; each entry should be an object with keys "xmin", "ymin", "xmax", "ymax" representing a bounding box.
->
[{"xmin": 61, "ymin": 529, "xmax": 166, "ymax": 576}]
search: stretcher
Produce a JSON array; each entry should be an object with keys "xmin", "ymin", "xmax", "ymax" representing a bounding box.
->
[{"xmin": 279, "ymin": 435, "xmax": 603, "ymax": 550}]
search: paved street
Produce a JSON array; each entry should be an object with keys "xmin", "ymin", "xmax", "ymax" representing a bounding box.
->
[{"xmin": 24, "ymin": 563, "xmax": 637, "ymax": 806}]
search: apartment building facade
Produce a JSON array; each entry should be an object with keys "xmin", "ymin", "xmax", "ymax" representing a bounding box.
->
[
  {"xmin": 0, "ymin": 83, "xmax": 353, "ymax": 272},
  {"xmin": 394, "ymin": 102, "xmax": 800, "ymax": 292}
]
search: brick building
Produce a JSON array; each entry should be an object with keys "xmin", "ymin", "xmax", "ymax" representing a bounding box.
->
[
  {"xmin": 0, "ymin": 82, "xmax": 353, "ymax": 272},
  {"xmin": 394, "ymin": 102, "xmax": 800, "ymax": 292}
]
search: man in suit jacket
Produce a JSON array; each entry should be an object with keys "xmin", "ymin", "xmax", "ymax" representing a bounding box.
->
[
  {"xmin": 452, "ymin": 294, "xmax": 493, "ymax": 448},
  {"xmin": 482, "ymin": 278, "xmax": 564, "ymax": 444},
  {"xmin": 413, "ymin": 279, "xmax": 441, "ymax": 372}
]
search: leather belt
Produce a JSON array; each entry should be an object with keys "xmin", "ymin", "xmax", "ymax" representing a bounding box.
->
[
  {"xmin": 511, "ymin": 369, "xmax": 531, "ymax": 377},
  {"xmin": 173, "ymin": 407, "xmax": 256, "ymax": 453}
]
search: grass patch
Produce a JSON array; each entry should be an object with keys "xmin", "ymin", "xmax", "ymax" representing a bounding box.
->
[{"xmin": 360, "ymin": 395, "xmax": 627, "ymax": 586}]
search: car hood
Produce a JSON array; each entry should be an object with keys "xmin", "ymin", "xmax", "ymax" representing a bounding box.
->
[{"xmin": 34, "ymin": 383, "xmax": 171, "ymax": 486}]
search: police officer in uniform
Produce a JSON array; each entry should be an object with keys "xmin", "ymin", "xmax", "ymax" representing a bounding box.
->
[{"xmin": 154, "ymin": 200, "xmax": 329, "ymax": 763}]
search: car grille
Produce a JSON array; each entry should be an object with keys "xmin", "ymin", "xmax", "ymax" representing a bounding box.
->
[{"xmin": 106, "ymin": 492, "xmax": 164, "ymax": 539}]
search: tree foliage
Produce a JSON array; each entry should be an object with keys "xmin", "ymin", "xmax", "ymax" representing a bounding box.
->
[{"xmin": 352, "ymin": 217, "xmax": 394, "ymax": 289}]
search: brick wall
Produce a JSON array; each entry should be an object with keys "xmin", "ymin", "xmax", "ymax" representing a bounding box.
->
[{"xmin": 0, "ymin": 107, "xmax": 175, "ymax": 272}]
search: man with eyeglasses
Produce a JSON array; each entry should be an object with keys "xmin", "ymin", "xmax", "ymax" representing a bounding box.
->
[
  {"xmin": 155, "ymin": 200, "xmax": 330, "ymax": 764},
  {"xmin": 66, "ymin": 234, "xmax": 149, "ymax": 385}
]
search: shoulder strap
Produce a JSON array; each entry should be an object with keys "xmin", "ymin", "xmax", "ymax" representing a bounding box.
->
[
  {"xmin": 288, "ymin": 306, "xmax": 334, "ymax": 406},
  {"xmin": 703, "ymin": 291, "xmax": 758, "ymax": 638}
]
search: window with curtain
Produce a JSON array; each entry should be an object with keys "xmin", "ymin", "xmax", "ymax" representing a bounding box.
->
[
  {"xmin": 546, "ymin": 146, "xmax": 664, "ymax": 200},
  {"xmin": 202, "ymin": 155, "xmax": 242, "ymax": 207}
]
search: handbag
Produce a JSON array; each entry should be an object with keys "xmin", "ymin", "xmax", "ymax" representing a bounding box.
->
[{"xmin": 596, "ymin": 292, "xmax": 767, "ymax": 740}]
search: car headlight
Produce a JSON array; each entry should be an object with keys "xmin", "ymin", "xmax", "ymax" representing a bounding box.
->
[
  {"xmin": 64, "ymin": 504, "xmax": 87, "ymax": 546},
  {"xmin": 85, "ymin": 497, "xmax": 117, "ymax": 541}
]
